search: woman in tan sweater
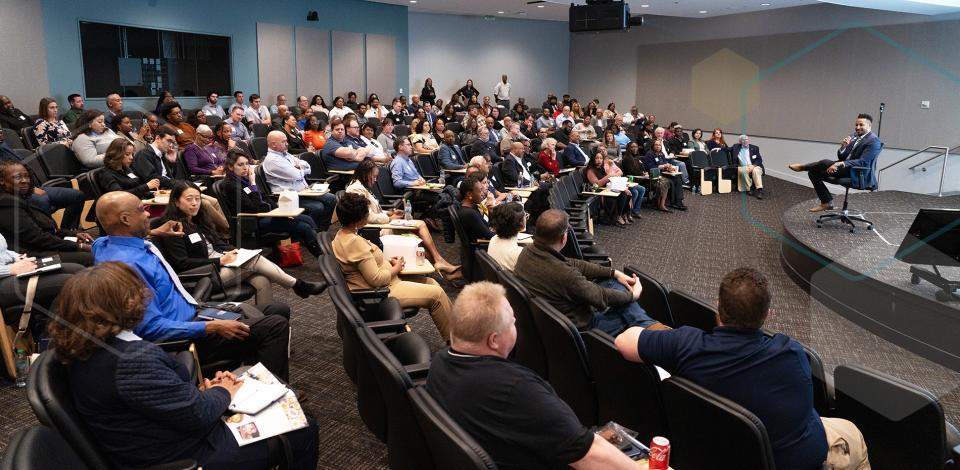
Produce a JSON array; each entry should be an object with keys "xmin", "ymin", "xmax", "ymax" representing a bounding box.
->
[{"xmin": 332, "ymin": 192, "xmax": 452, "ymax": 338}]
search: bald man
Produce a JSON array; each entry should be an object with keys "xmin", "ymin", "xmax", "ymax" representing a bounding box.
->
[
  {"xmin": 501, "ymin": 141, "xmax": 536, "ymax": 188},
  {"xmin": 426, "ymin": 282, "xmax": 639, "ymax": 470},
  {"xmin": 92, "ymin": 191, "xmax": 293, "ymax": 380},
  {"xmin": 261, "ymin": 130, "xmax": 336, "ymax": 230}
]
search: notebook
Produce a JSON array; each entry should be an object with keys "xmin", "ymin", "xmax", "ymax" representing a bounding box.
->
[{"xmin": 16, "ymin": 255, "xmax": 62, "ymax": 278}]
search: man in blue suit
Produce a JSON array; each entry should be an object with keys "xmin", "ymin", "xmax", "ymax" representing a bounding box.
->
[
  {"xmin": 560, "ymin": 130, "xmax": 588, "ymax": 168},
  {"xmin": 789, "ymin": 113, "xmax": 881, "ymax": 212},
  {"xmin": 729, "ymin": 134, "xmax": 765, "ymax": 199},
  {"xmin": 437, "ymin": 130, "xmax": 467, "ymax": 185}
]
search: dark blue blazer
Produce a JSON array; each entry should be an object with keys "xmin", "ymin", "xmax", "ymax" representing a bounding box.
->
[
  {"xmin": 437, "ymin": 143, "xmax": 467, "ymax": 169},
  {"xmin": 729, "ymin": 144, "xmax": 764, "ymax": 169},
  {"xmin": 641, "ymin": 151, "xmax": 671, "ymax": 174},
  {"xmin": 837, "ymin": 132, "xmax": 881, "ymax": 189},
  {"xmin": 560, "ymin": 143, "xmax": 588, "ymax": 168},
  {"xmin": 468, "ymin": 140, "xmax": 502, "ymax": 164}
]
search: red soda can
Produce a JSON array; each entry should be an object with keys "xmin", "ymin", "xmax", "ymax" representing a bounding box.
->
[
  {"xmin": 648, "ymin": 436, "xmax": 670, "ymax": 469},
  {"xmin": 416, "ymin": 247, "xmax": 426, "ymax": 266}
]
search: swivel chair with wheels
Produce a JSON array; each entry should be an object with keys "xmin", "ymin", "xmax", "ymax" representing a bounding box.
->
[{"xmin": 817, "ymin": 144, "xmax": 882, "ymax": 233}]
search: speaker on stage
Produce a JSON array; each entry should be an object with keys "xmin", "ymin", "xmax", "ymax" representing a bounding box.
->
[{"xmin": 894, "ymin": 208, "xmax": 960, "ymax": 301}]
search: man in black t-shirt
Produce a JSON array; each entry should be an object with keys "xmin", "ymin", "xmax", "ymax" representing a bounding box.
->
[{"xmin": 426, "ymin": 282, "xmax": 637, "ymax": 470}]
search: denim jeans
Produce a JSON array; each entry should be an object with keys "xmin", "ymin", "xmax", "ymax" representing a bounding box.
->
[
  {"xmin": 300, "ymin": 192, "xmax": 336, "ymax": 231},
  {"xmin": 30, "ymin": 186, "xmax": 85, "ymax": 230},
  {"xmin": 628, "ymin": 185, "xmax": 646, "ymax": 214},
  {"xmin": 588, "ymin": 278, "xmax": 658, "ymax": 336}
]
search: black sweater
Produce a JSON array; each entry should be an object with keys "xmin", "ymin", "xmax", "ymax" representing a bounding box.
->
[
  {"xmin": 97, "ymin": 166, "xmax": 153, "ymax": 199},
  {"xmin": 0, "ymin": 192, "xmax": 80, "ymax": 254}
]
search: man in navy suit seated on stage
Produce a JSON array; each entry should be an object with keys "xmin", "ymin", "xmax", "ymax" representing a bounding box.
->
[
  {"xmin": 560, "ymin": 129, "xmax": 589, "ymax": 168},
  {"xmin": 788, "ymin": 113, "xmax": 881, "ymax": 212}
]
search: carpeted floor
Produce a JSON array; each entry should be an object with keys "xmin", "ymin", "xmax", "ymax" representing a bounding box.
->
[{"xmin": 0, "ymin": 175, "xmax": 958, "ymax": 469}]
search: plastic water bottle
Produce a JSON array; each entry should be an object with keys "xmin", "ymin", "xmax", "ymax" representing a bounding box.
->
[
  {"xmin": 14, "ymin": 348, "xmax": 29, "ymax": 388},
  {"xmin": 438, "ymin": 170, "xmax": 445, "ymax": 187},
  {"xmin": 404, "ymin": 197, "xmax": 413, "ymax": 222}
]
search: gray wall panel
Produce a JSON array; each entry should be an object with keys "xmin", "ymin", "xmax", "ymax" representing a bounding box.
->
[
  {"xmin": 256, "ymin": 23, "xmax": 296, "ymax": 108},
  {"xmin": 365, "ymin": 34, "xmax": 396, "ymax": 100},
  {"xmin": 332, "ymin": 31, "xmax": 365, "ymax": 100},
  {"xmin": 295, "ymin": 27, "xmax": 331, "ymax": 101}
]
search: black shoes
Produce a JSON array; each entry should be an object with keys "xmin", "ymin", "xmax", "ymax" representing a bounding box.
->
[
  {"xmin": 756, "ymin": 189, "xmax": 764, "ymax": 200},
  {"xmin": 293, "ymin": 279, "xmax": 328, "ymax": 298}
]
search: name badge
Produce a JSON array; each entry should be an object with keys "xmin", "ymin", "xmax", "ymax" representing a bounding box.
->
[
  {"xmin": 19, "ymin": 115, "xmax": 26, "ymax": 121},
  {"xmin": 127, "ymin": 172, "xmax": 137, "ymax": 179},
  {"xmin": 177, "ymin": 129, "xmax": 184, "ymax": 134},
  {"xmin": 188, "ymin": 233, "xmax": 202, "ymax": 244},
  {"xmin": 243, "ymin": 187, "xmax": 252, "ymax": 194},
  {"xmin": 751, "ymin": 155, "xmax": 757, "ymax": 160}
]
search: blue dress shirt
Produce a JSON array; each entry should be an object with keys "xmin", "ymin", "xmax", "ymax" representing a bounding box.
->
[
  {"xmin": 92, "ymin": 236, "xmax": 204, "ymax": 341},
  {"xmin": 390, "ymin": 154, "xmax": 422, "ymax": 188}
]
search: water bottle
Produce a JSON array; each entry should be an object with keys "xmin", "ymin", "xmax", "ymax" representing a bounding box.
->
[
  {"xmin": 404, "ymin": 197, "xmax": 413, "ymax": 222},
  {"xmin": 438, "ymin": 170, "xmax": 445, "ymax": 187},
  {"xmin": 517, "ymin": 171, "xmax": 524, "ymax": 189},
  {"xmin": 14, "ymin": 348, "xmax": 29, "ymax": 388}
]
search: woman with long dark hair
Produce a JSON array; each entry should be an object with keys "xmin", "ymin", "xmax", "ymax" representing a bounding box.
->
[
  {"xmin": 160, "ymin": 181, "xmax": 326, "ymax": 302},
  {"xmin": 153, "ymin": 90, "xmax": 174, "ymax": 116},
  {"xmin": 97, "ymin": 138, "xmax": 159, "ymax": 199},
  {"xmin": 584, "ymin": 150, "xmax": 630, "ymax": 226},
  {"xmin": 421, "ymin": 77, "xmax": 437, "ymax": 105},
  {"xmin": 34, "ymin": 97, "xmax": 72, "ymax": 146}
]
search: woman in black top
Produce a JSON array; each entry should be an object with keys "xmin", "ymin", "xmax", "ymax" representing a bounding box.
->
[
  {"xmin": 622, "ymin": 142, "xmax": 670, "ymax": 212},
  {"xmin": 153, "ymin": 90, "xmax": 174, "ymax": 117},
  {"xmin": 159, "ymin": 181, "xmax": 325, "ymax": 302},
  {"xmin": 280, "ymin": 113, "xmax": 307, "ymax": 153},
  {"xmin": 97, "ymin": 138, "xmax": 160, "ymax": 199},
  {"xmin": 219, "ymin": 150, "xmax": 322, "ymax": 258},
  {"xmin": 441, "ymin": 104, "xmax": 457, "ymax": 125},
  {"xmin": 0, "ymin": 161, "xmax": 94, "ymax": 265},
  {"xmin": 421, "ymin": 78, "xmax": 437, "ymax": 105},
  {"xmin": 457, "ymin": 172, "xmax": 494, "ymax": 242},
  {"xmin": 457, "ymin": 79, "xmax": 479, "ymax": 101}
]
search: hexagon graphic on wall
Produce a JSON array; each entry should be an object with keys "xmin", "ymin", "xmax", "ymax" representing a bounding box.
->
[{"xmin": 692, "ymin": 48, "xmax": 759, "ymax": 126}]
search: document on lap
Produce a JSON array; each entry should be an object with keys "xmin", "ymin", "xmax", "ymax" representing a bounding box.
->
[{"xmin": 223, "ymin": 363, "xmax": 309, "ymax": 446}]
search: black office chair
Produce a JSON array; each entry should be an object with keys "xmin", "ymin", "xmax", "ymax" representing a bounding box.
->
[
  {"xmin": 623, "ymin": 264, "xmax": 675, "ymax": 327},
  {"xmin": 415, "ymin": 152, "xmax": 441, "ymax": 179},
  {"xmin": 38, "ymin": 143, "xmax": 85, "ymax": 180},
  {"xmin": 817, "ymin": 144, "xmax": 882, "ymax": 233},
  {"xmin": 688, "ymin": 150, "xmax": 714, "ymax": 194},
  {"xmin": 498, "ymin": 270, "xmax": 548, "ymax": 379},
  {"xmin": 582, "ymin": 330, "xmax": 670, "ymax": 443},
  {"xmin": 667, "ymin": 289, "xmax": 719, "ymax": 332},
  {"xmin": 250, "ymin": 136, "xmax": 268, "ymax": 160},
  {"xmin": 560, "ymin": 226, "xmax": 610, "ymax": 267},
  {"xmin": 2, "ymin": 128, "xmax": 25, "ymax": 149},
  {"xmin": 661, "ymin": 376, "xmax": 776, "ymax": 470},
  {"xmin": 834, "ymin": 364, "xmax": 960, "ymax": 469},
  {"xmin": 474, "ymin": 249, "xmax": 502, "ymax": 283},
  {"xmin": 20, "ymin": 125, "xmax": 38, "ymax": 151},
  {"xmin": 209, "ymin": 178, "xmax": 291, "ymax": 250},
  {"xmin": 407, "ymin": 388, "xmax": 499, "ymax": 470},
  {"xmin": 357, "ymin": 327, "xmax": 432, "ymax": 469},
  {"xmin": 529, "ymin": 297, "xmax": 597, "ymax": 426},
  {"xmin": 448, "ymin": 205, "xmax": 483, "ymax": 282},
  {"xmin": 395, "ymin": 125, "xmax": 411, "ymax": 138}
]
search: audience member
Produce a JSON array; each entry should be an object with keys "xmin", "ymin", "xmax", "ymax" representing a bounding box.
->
[
  {"xmin": 359, "ymin": 122, "xmax": 388, "ymax": 161},
  {"xmin": 263, "ymin": 131, "xmax": 336, "ymax": 230},
  {"xmin": 309, "ymin": 95, "xmax": 328, "ymax": 114},
  {"xmin": 160, "ymin": 101, "xmax": 196, "ymax": 146},
  {"xmin": 642, "ymin": 140, "xmax": 686, "ymax": 211},
  {"xmin": 0, "ymin": 131, "xmax": 85, "ymax": 230},
  {"xmin": 33, "ymin": 97, "xmax": 72, "ymax": 146},
  {"xmin": 153, "ymin": 90, "xmax": 174, "ymax": 117},
  {"xmin": 328, "ymin": 96, "xmax": 351, "ymax": 121},
  {"xmin": 457, "ymin": 172, "xmax": 495, "ymax": 242},
  {"xmin": 487, "ymin": 202, "xmax": 527, "ymax": 271},
  {"xmin": 132, "ymin": 127, "xmax": 183, "ymax": 189},
  {"xmin": 228, "ymin": 90, "xmax": 246, "ymax": 113},
  {"xmin": 707, "ymin": 127, "xmax": 729, "ymax": 154},
  {"xmin": 270, "ymin": 94, "xmax": 288, "ymax": 114},
  {"xmin": 72, "ymin": 109, "xmax": 118, "ymax": 168},
  {"xmin": 560, "ymin": 129, "xmax": 588, "ymax": 168},
  {"xmin": 622, "ymin": 141, "xmax": 671, "ymax": 212},
  {"xmin": 220, "ymin": 151, "xmax": 322, "ymax": 257},
  {"xmin": 537, "ymin": 137, "xmax": 561, "ymax": 176},
  {"xmin": 426, "ymin": 281, "xmax": 639, "ymax": 470},
  {"xmin": 365, "ymin": 97, "xmax": 388, "ymax": 120},
  {"xmin": 585, "ymin": 150, "xmax": 630, "ymax": 226},
  {"xmin": 648, "ymin": 126, "xmax": 690, "ymax": 184},
  {"xmin": 0, "ymin": 161, "xmax": 93, "ymax": 265},
  {"xmin": 202, "ymin": 91, "xmax": 225, "ymax": 118},
  {"xmin": 321, "ymin": 117, "xmax": 372, "ymax": 171},
  {"xmin": 343, "ymin": 115, "xmax": 389, "ymax": 164},
  {"xmin": 514, "ymin": 209, "xmax": 664, "ymax": 335},
  {"xmin": 437, "ymin": 130, "xmax": 467, "ymax": 176},
  {"xmin": 138, "ymin": 112, "xmax": 159, "ymax": 144},
  {"xmin": 112, "ymin": 112, "xmax": 148, "ymax": 152},
  {"xmin": 187, "ymin": 109, "xmax": 208, "ymax": 129},
  {"xmin": 468, "ymin": 126, "xmax": 501, "ymax": 163},
  {"xmin": 61, "ymin": 93, "xmax": 84, "ymax": 126},
  {"xmin": 0, "ymin": 96, "xmax": 32, "ymax": 131},
  {"xmin": 345, "ymin": 160, "xmax": 460, "ymax": 277},
  {"xmin": 302, "ymin": 114, "xmax": 326, "ymax": 150},
  {"xmin": 92, "ymin": 191, "xmax": 292, "ymax": 379},
  {"xmin": 615, "ymin": 267, "xmax": 870, "ymax": 470},
  {"xmin": 377, "ymin": 119, "xmax": 397, "ymax": 156},
  {"xmin": 686, "ymin": 128, "xmax": 708, "ymax": 152},
  {"xmin": 280, "ymin": 113, "xmax": 308, "ymax": 153},
  {"xmin": 332, "ymin": 192, "xmax": 452, "ymax": 337},
  {"xmin": 183, "ymin": 125, "xmax": 224, "ymax": 176},
  {"xmin": 244, "ymin": 94, "xmax": 271, "ymax": 127},
  {"xmin": 345, "ymin": 92, "xmax": 360, "ymax": 110},
  {"xmin": 159, "ymin": 181, "xmax": 326, "ymax": 302},
  {"xmin": 410, "ymin": 119, "xmax": 440, "ymax": 154},
  {"xmin": 49, "ymin": 261, "xmax": 319, "ymax": 470},
  {"xmin": 730, "ymin": 134, "xmax": 765, "ymax": 198},
  {"xmin": 225, "ymin": 106, "xmax": 251, "ymax": 141},
  {"xmin": 385, "ymin": 99, "xmax": 405, "ymax": 126},
  {"xmin": 104, "ymin": 93, "xmax": 123, "ymax": 128},
  {"xmin": 501, "ymin": 142, "xmax": 538, "ymax": 188},
  {"xmin": 98, "ymin": 138, "xmax": 159, "ymax": 199}
]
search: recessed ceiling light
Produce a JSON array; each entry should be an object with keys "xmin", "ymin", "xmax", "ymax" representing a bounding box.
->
[
  {"xmin": 641, "ymin": 4, "xmax": 649, "ymax": 7},
  {"xmin": 699, "ymin": 10, "xmax": 708, "ymax": 13},
  {"xmin": 497, "ymin": 10, "xmax": 504, "ymax": 13},
  {"xmin": 409, "ymin": 0, "xmax": 416, "ymax": 3},
  {"xmin": 761, "ymin": 2, "xmax": 771, "ymax": 5},
  {"xmin": 537, "ymin": 4, "xmax": 545, "ymax": 7}
]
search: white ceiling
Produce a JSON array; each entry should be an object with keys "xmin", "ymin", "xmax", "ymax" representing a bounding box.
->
[{"xmin": 370, "ymin": 0, "xmax": 960, "ymax": 20}]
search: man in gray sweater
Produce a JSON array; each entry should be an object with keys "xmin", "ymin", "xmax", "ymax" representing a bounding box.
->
[{"xmin": 514, "ymin": 209, "xmax": 667, "ymax": 335}]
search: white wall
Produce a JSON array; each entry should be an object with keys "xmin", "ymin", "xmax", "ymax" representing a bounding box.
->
[
  {"xmin": 0, "ymin": 0, "xmax": 50, "ymax": 107},
  {"xmin": 408, "ymin": 13, "xmax": 568, "ymax": 106}
]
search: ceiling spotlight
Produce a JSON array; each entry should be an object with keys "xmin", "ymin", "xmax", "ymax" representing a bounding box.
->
[
  {"xmin": 641, "ymin": 4, "xmax": 649, "ymax": 7},
  {"xmin": 537, "ymin": 4, "xmax": 545, "ymax": 7},
  {"xmin": 761, "ymin": 2, "xmax": 771, "ymax": 5},
  {"xmin": 497, "ymin": 10, "xmax": 504, "ymax": 13},
  {"xmin": 409, "ymin": 0, "xmax": 416, "ymax": 3},
  {"xmin": 699, "ymin": 10, "xmax": 708, "ymax": 13}
]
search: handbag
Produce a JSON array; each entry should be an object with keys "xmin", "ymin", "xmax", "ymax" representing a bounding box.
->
[
  {"xmin": 2, "ymin": 275, "xmax": 39, "ymax": 378},
  {"xmin": 276, "ymin": 240, "xmax": 303, "ymax": 268}
]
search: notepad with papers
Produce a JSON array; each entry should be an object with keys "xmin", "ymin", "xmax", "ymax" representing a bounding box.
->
[
  {"xmin": 224, "ymin": 249, "xmax": 262, "ymax": 267},
  {"xmin": 223, "ymin": 363, "xmax": 309, "ymax": 446}
]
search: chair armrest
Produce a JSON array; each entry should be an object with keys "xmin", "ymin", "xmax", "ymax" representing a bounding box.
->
[
  {"xmin": 40, "ymin": 178, "xmax": 70, "ymax": 188},
  {"xmin": 351, "ymin": 287, "xmax": 392, "ymax": 302},
  {"xmin": 404, "ymin": 362, "xmax": 431, "ymax": 380},
  {"xmin": 190, "ymin": 277, "xmax": 213, "ymax": 302},
  {"xmin": 154, "ymin": 339, "xmax": 192, "ymax": 351}
]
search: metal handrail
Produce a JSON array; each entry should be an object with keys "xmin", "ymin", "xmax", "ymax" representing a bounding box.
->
[
  {"xmin": 877, "ymin": 145, "xmax": 953, "ymax": 197},
  {"xmin": 907, "ymin": 144, "xmax": 960, "ymax": 171},
  {"xmin": 878, "ymin": 146, "xmax": 947, "ymax": 173}
]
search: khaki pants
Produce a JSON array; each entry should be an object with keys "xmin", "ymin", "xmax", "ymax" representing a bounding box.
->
[
  {"xmin": 822, "ymin": 417, "xmax": 870, "ymax": 470},
  {"xmin": 737, "ymin": 165, "xmax": 764, "ymax": 192},
  {"xmin": 390, "ymin": 276, "xmax": 452, "ymax": 339},
  {"xmin": 201, "ymin": 195, "xmax": 231, "ymax": 240},
  {"xmin": 219, "ymin": 255, "xmax": 297, "ymax": 304}
]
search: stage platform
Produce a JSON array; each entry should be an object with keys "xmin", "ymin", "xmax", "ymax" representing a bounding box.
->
[{"xmin": 780, "ymin": 190, "xmax": 960, "ymax": 371}]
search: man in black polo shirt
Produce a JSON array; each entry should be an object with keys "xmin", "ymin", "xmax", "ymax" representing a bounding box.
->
[
  {"xmin": 427, "ymin": 281, "xmax": 637, "ymax": 470},
  {"xmin": 615, "ymin": 267, "xmax": 869, "ymax": 470}
]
